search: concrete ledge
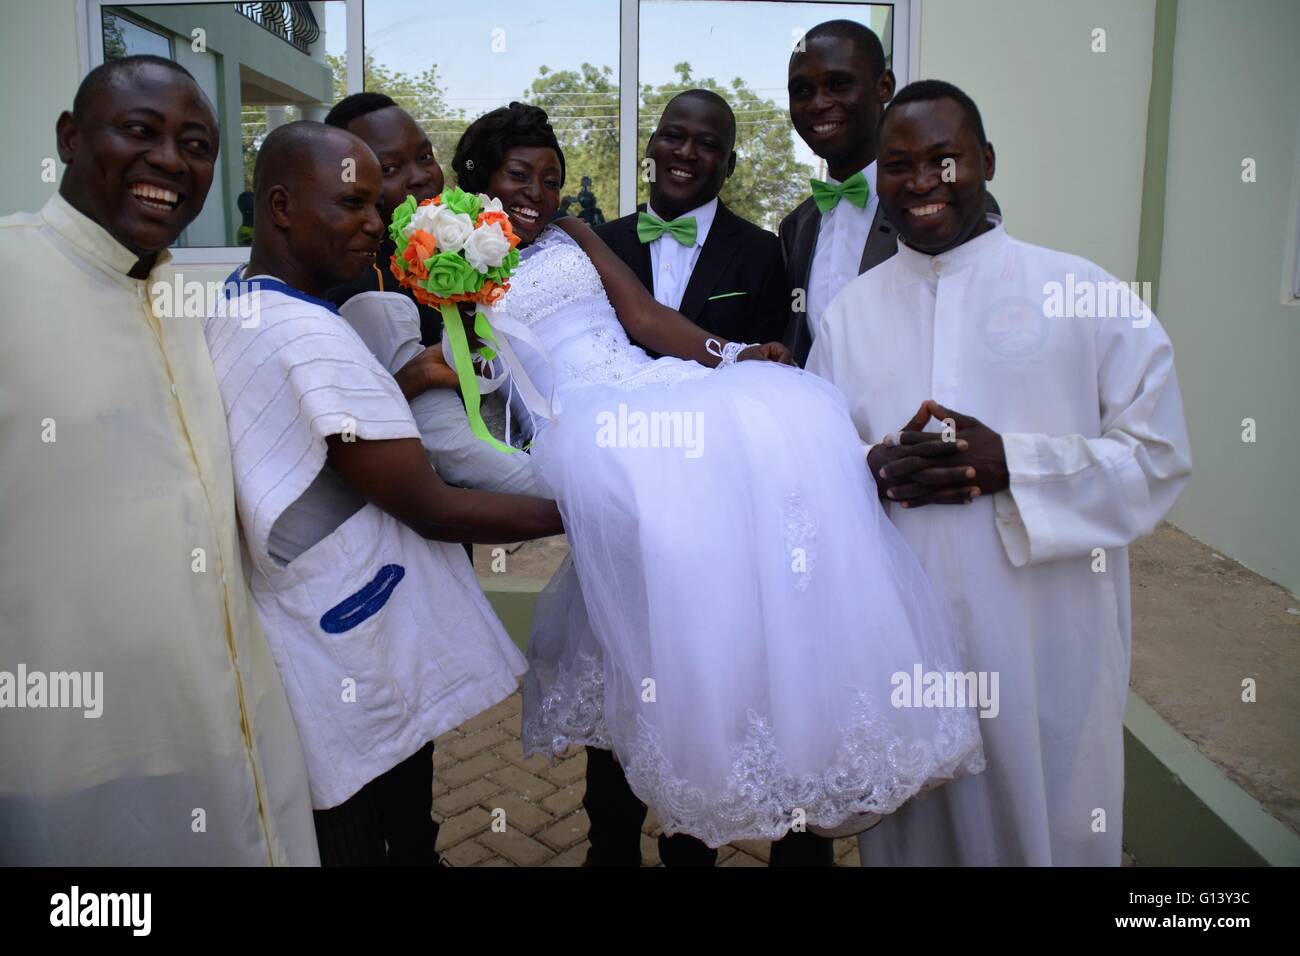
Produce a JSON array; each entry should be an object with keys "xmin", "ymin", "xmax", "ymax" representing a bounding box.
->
[
  {"xmin": 482, "ymin": 579, "xmax": 545, "ymax": 653},
  {"xmin": 1123, "ymin": 691, "xmax": 1300, "ymax": 866}
]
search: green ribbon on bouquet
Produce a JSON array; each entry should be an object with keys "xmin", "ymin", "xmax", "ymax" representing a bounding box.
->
[{"xmin": 439, "ymin": 301, "xmax": 517, "ymax": 455}]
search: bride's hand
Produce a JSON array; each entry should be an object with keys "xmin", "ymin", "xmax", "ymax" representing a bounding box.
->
[{"xmin": 738, "ymin": 342, "xmax": 795, "ymax": 366}]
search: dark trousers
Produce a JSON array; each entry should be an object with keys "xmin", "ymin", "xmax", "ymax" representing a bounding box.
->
[
  {"xmin": 313, "ymin": 741, "xmax": 441, "ymax": 866},
  {"xmin": 583, "ymin": 746, "xmax": 834, "ymax": 867}
]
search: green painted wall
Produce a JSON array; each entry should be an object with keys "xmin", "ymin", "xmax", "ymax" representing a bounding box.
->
[
  {"xmin": 1156, "ymin": 0, "xmax": 1300, "ymax": 592},
  {"xmin": 919, "ymin": 0, "xmax": 1157, "ymax": 281},
  {"xmin": 0, "ymin": 0, "xmax": 81, "ymax": 216}
]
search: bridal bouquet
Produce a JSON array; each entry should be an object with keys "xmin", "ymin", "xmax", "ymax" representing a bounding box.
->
[
  {"xmin": 388, "ymin": 187, "xmax": 521, "ymax": 308},
  {"xmin": 388, "ymin": 188, "xmax": 545, "ymax": 454}
]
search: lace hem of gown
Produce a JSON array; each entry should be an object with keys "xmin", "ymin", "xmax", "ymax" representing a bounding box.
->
[
  {"xmin": 621, "ymin": 695, "xmax": 985, "ymax": 848},
  {"xmin": 521, "ymin": 650, "xmax": 610, "ymax": 757},
  {"xmin": 522, "ymin": 652, "xmax": 985, "ymax": 846}
]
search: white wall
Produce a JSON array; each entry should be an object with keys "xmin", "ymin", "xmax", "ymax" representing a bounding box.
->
[
  {"xmin": 0, "ymin": 0, "xmax": 82, "ymax": 216},
  {"xmin": 918, "ymin": 0, "xmax": 1156, "ymax": 281},
  {"xmin": 1158, "ymin": 0, "xmax": 1300, "ymax": 592}
]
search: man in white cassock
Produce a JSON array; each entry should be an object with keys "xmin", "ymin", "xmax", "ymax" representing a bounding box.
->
[{"xmin": 808, "ymin": 80, "xmax": 1191, "ymax": 866}]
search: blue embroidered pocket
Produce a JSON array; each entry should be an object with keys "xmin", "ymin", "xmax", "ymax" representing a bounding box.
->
[{"xmin": 320, "ymin": 564, "xmax": 406, "ymax": 634}]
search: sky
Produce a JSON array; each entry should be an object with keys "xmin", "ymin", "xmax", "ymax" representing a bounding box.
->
[{"xmin": 323, "ymin": 0, "xmax": 894, "ymax": 178}]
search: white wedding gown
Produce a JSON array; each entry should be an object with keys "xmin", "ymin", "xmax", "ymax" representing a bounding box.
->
[{"xmin": 497, "ymin": 226, "xmax": 983, "ymax": 846}]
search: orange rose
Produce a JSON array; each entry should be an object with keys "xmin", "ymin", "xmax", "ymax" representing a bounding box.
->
[{"xmin": 402, "ymin": 229, "xmax": 437, "ymax": 279}]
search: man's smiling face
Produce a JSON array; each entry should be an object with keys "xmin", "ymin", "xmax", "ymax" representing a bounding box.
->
[
  {"xmin": 57, "ymin": 62, "xmax": 218, "ymax": 259},
  {"xmin": 645, "ymin": 94, "xmax": 736, "ymax": 220},
  {"xmin": 876, "ymin": 97, "xmax": 995, "ymax": 255},
  {"xmin": 788, "ymin": 35, "xmax": 893, "ymax": 178}
]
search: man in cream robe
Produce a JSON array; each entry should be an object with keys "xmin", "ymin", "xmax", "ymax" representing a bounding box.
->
[
  {"xmin": 0, "ymin": 56, "xmax": 317, "ymax": 864},
  {"xmin": 808, "ymin": 81, "xmax": 1191, "ymax": 865}
]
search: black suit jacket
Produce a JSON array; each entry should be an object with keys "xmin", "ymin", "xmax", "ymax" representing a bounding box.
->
[
  {"xmin": 779, "ymin": 191, "xmax": 1001, "ymax": 366},
  {"xmin": 594, "ymin": 200, "xmax": 789, "ymax": 354}
]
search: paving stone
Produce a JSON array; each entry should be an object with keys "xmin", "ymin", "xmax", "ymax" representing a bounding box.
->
[
  {"xmin": 487, "ymin": 764, "xmax": 556, "ymax": 801},
  {"xmin": 835, "ymin": 838, "xmax": 858, "ymax": 863},
  {"xmin": 732, "ymin": 839, "xmax": 771, "ymax": 863},
  {"xmin": 722, "ymin": 849, "xmax": 765, "ymax": 866},
  {"xmin": 536, "ymin": 812, "xmax": 591, "ymax": 851},
  {"xmin": 432, "ymin": 746, "xmax": 457, "ymax": 770},
  {"xmin": 483, "ymin": 792, "xmax": 554, "ymax": 835},
  {"xmin": 457, "ymin": 696, "xmax": 520, "ymax": 733},
  {"xmin": 477, "ymin": 856, "xmax": 515, "ymax": 867},
  {"xmin": 494, "ymin": 744, "xmax": 553, "ymax": 775},
  {"xmin": 433, "ymin": 727, "xmax": 463, "ymax": 747},
  {"xmin": 442, "ymin": 839, "xmax": 491, "ymax": 867},
  {"xmin": 545, "ymin": 843, "xmax": 589, "ymax": 867},
  {"xmin": 639, "ymin": 833, "xmax": 660, "ymax": 867},
  {"xmin": 433, "ymin": 777, "xmax": 500, "ymax": 817},
  {"xmin": 430, "ymin": 776, "xmax": 449, "ymax": 799},
  {"xmin": 546, "ymin": 752, "xmax": 588, "ymax": 785},
  {"xmin": 541, "ymin": 783, "xmax": 585, "ymax": 818},
  {"xmin": 445, "ymin": 727, "xmax": 511, "ymax": 761},
  {"xmin": 480, "ymin": 829, "xmax": 552, "ymax": 866},
  {"xmin": 439, "ymin": 752, "xmax": 505, "ymax": 789},
  {"xmin": 436, "ymin": 806, "xmax": 492, "ymax": 850}
]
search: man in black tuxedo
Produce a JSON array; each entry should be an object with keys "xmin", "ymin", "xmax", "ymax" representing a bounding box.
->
[
  {"xmin": 594, "ymin": 90, "xmax": 788, "ymax": 355},
  {"xmin": 781, "ymin": 20, "xmax": 997, "ymax": 366},
  {"xmin": 588, "ymin": 89, "xmax": 831, "ymax": 868}
]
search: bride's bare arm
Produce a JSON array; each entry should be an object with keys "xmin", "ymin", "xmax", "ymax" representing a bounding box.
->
[{"xmin": 552, "ymin": 217, "xmax": 792, "ymax": 366}]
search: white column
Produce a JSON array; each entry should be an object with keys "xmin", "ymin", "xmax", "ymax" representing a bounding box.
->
[{"xmin": 618, "ymin": 0, "xmax": 639, "ymax": 217}]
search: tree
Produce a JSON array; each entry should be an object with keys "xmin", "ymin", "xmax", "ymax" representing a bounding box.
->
[
  {"xmin": 524, "ymin": 61, "xmax": 811, "ymax": 231},
  {"xmin": 240, "ymin": 52, "xmax": 461, "ymax": 192},
  {"xmin": 638, "ymin": 63, "xmax": 811, "ymax": 231},
  {"xmin": 524, "ymin": 64, "xmax": 620, "ymax": 221}
]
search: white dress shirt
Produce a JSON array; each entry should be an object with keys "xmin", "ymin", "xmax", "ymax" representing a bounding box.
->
[
  {"xmin": 646, "ymin": 197, "xmax": 718, "ymax": 311},
  {"xmin": 806, "ymin": 161, "xmax": 878, "ymax": 338}
]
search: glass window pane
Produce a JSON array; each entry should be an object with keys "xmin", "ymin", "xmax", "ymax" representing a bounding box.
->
[
  {"xmin": 361, "ymin": 2, "xmax": 620, "ymax": 586},
  {"xmin": 363, "ymin": 0, "xmax": 621, "ymax": 219},
  {"xmin": 102, "ymin": 11, "xmax": 173, "ymax": 60},
  {"xmin": 100, "ymin": 3, "xmax": 345, "ymax": 247},
  {"xmin": 639, "ymin": 1, "xmax": 895, "ymax": 230}
]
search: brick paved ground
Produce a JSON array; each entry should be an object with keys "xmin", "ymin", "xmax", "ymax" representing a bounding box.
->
[{"xmin": 432, "ymin": 692, "xmax": 861, "ymax": 867}]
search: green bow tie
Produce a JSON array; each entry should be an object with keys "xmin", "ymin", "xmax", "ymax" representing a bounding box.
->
[
  {"xmin": 637, "ymin": 212, "xmax": 698, "ymax": 247},
  {"xmin": 810, "ymin": 171, "xmax": 870, "ymax": 214}
]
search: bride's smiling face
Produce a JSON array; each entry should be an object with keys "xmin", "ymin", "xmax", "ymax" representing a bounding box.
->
[{"xmin": 486, "ymin": 146, "xmax": 563, "ymax": 244}]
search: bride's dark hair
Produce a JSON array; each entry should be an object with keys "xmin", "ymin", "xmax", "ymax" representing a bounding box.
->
[{"xmin": 452, "ymin": 102, "xmax": 566, "ymax": 194}]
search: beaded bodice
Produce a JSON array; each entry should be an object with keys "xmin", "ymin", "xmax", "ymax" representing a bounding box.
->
[{"xmin": 493, "ymin": 226, "xmax": 709, "ymax": 401}]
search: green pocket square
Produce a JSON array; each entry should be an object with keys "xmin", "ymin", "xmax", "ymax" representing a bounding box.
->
[{"xmin": 706, "ymin": 291, "xmax": 748, "ymax": 301}]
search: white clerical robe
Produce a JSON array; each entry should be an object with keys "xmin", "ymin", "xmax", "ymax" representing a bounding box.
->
[
  {"xmin": 0, "ymin": 195, "xmax": 318, "ymax": 864},
  {"xmin": 808, "ymin": 222, "xmax": 1191, "ymax": 865}
]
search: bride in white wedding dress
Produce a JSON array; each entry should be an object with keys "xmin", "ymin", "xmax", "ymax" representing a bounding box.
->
[{"xmin": 448, "ymin": 104, "xmax": 984, "ymax": 847}]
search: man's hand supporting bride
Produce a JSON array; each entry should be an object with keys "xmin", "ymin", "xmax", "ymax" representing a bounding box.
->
[{"xmin": 553, "ymin": 215, "xmax": 795, "ymax": 368}]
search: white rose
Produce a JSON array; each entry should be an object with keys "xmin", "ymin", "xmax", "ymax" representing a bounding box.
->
[
  {"xmin": 462, "ymin": 221, "xmax": 511, "ymax": 274},
  {"xmin": 405, "ymin": 201, "xmax": 441, "ymax": 239},
  {"xmin": 478, "ymin": 194, "xmax": 504, "ymax": 214},
  {"xmin": 429, "ymin": 206, "xmax": 475, "ymax": 253}
]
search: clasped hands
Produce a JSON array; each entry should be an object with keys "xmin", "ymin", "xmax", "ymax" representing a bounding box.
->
[{"xmin": 867, "ymin": 400, "xmax": 1009, "ymax": 508}]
